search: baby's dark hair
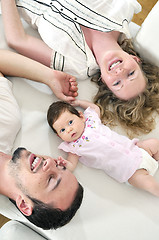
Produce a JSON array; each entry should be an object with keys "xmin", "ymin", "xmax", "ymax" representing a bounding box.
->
[{"xmin": 47, "ymin": 101, "xmax": 80, "ymax": 133}]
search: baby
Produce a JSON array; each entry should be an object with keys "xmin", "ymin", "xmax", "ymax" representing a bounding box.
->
[{"xmin": 47, "ymin": 99, "xmax": 159, "ymax": 197}]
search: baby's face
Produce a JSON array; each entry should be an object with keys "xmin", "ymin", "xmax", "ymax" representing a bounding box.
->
[{"xmin": 53, "ymin": 110, "xmax": 85, "ymax": 142}]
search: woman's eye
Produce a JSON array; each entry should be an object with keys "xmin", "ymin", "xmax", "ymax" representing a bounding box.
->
[
  {"xmin": 128, "ymin": 71, "xmax": 135, "ymax": 76},
  {"xmin": 113, "ymin": 80, "xmax": 121, "ymax": 86},
  {"xmin": 60, "ymin": 128, "xmax": 65, "ymax": 133},
  {"xmin": 69, "ymin": 120, "xmax": 73, "ymax": 125}
]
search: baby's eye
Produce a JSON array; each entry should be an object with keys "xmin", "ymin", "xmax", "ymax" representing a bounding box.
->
[
  {"xmin": 69, "ymin": 120, "xmax": 73, "ymax": 125},
  {"xmin": 113, "ymin": 80, "xmax": 121, "ymax": 86},
  {"xmin": 60, "ymin": 128, "xmax": 65, "ymax": 133},
  {"xmin": 128, "ymin": 70, "xmax": 135, "ymax": 76}
]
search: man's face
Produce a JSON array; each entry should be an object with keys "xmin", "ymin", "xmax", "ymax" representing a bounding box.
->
[{"xmin": 9, "ymin": 148, "xmax": 79, "ymax": 211}]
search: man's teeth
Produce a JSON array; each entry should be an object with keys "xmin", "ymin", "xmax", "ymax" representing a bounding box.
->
[
  {"xmin": 31, "ymin": 157, "xmax": 40, "ymax": 170},
  {"xmin": 110, "ymin": 60, "xmax": 121, "ymax": 70}
]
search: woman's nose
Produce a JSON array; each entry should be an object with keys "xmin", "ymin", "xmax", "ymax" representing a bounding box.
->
[{"xmin": 114, "ymin": 67, "xmax": 123, "ymax": 75}]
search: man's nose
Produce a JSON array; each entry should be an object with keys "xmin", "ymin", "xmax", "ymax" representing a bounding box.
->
[{"xmin": 43, "ymin": 158, "xmax": 55, "ymax": 172}]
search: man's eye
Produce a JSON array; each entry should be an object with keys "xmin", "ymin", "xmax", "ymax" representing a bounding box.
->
[
  {"xmin": 48, "ymin": 175, "xmax": 54, "ymax": 183},
  {"xmin": 60, "ymin": 128, "xmax": 65, "ymax": 133},
  {"xmin": 69, "ymin": 120, "xmax": 73, "ymax": 125},
  {"xmin": 128, "ymin": 71, "xmax": 135, "ymax": 76},
  {"xmin": 113, "ymin": 80, "xmax": 121, "ymax": 86}
]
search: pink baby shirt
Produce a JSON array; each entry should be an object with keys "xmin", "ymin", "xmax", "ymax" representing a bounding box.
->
[{"xmin": 58, "ymin": 107, "xmax": 142, "ymax": 183}]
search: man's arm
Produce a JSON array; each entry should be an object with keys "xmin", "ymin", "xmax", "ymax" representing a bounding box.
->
[{"xmin": 1, "ymin": 0, "xmax": 52, "ymax": 67}]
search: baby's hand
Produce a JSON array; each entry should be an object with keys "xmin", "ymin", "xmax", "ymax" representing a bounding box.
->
[
  {"xmin": 70, "ymin": 99, "xmax": 80, "ymax": 107},
  {"xmin": 56, "ymin": 156, "xmax": 68, "ymax": 167},
  {"xmin": 56, "ymin": 156, "xmax": 75, "ymax": 171}
]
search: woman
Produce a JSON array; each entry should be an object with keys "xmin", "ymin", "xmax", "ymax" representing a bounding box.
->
[
  {"xmin": 2, "ymin": 0, "xmax": 159, "ymax": 136},
  {"xmin": 0, "ymin": 49, "xmax": 78, "ymax": 101}
]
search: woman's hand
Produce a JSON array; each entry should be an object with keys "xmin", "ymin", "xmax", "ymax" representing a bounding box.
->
[{"xmin": 48, "ymin": 70, "xmax": 78, "ymax": 102}]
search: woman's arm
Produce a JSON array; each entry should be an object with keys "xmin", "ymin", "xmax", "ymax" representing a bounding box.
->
[
  {"xmin": 0, "ymin": 49, "xmax": 77, "ymax": 101},
  {"xmin": 72, "ymin": 99, "xmax": 100, "ymax": 116},
  {"xmin": 1, "ymin": 0, "xmax": 52, "ymax": 67}
]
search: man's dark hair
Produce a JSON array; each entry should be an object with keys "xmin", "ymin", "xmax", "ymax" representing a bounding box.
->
[
  {"xmin": 47, "ymin": 101, "xmax": 80, "ymax": 133},
  {"xmin": 11, "ymin": 147, "xmax": 26, "ymax": 163},
  {"xmin": 10, "ymin": 182, "xmax": 83, "ymax": 230}
]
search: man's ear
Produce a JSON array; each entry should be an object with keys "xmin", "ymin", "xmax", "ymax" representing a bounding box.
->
[{"xmin": 16, "ymin": 195, "xmax": 33, "ymax": 216}]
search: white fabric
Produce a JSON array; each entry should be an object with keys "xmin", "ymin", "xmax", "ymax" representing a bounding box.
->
[
  {"xmin": 16, "ymin": 0, "xmax": 141, "ymax": 80},
  {"xmin": 0, "ymin": 220, "xmax": 46, "ymax": 240},
  {"xmin": 138, "ymin": 148, "xmax": 158, "ymax": 176},
  {"xmin": 0, "ymin": 77, "xmax": 21, "ymax": 154},
  {"xmin": 134, "ymin": 1, "xmax": 159, "ymax": 66},
  {"xmin": 1, "ymin": 2, "xmax": 159, "ymax": 240}
]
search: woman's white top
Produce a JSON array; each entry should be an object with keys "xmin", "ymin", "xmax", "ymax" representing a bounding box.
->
[{"xmin": 16, "ymin": 0, "xmax": 141, "ymax": 80}]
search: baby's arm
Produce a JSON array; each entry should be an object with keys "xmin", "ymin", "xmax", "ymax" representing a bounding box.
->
[
  {"xmin": 57, "ymin": 153, "xmax": 79, "ymax": 172},
  {"xmin": 1, "ymin": 0, "xmax": 53, "ymax": 67},
  {"xmin": 72, "ymin": 99, "xmax": 100, "ymax": 117},
  {"xmin": 136, "ymin": 138, "xmax": 159, "ymax": 160}
]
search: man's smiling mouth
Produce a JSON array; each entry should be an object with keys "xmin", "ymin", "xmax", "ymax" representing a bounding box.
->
[{"xmin": 30, "ymin": 154, "xmax": 43, "ymax": 172}]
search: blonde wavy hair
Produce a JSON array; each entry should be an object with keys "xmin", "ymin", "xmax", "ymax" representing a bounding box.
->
[{"xmin": 92, "ymin": 39, "xmax": 159, "ymax": 137}]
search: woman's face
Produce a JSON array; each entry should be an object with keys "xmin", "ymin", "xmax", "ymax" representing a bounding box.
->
[{"xmin": 100, "ymin": 50, "xmax": 146, "ymax": 100}]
